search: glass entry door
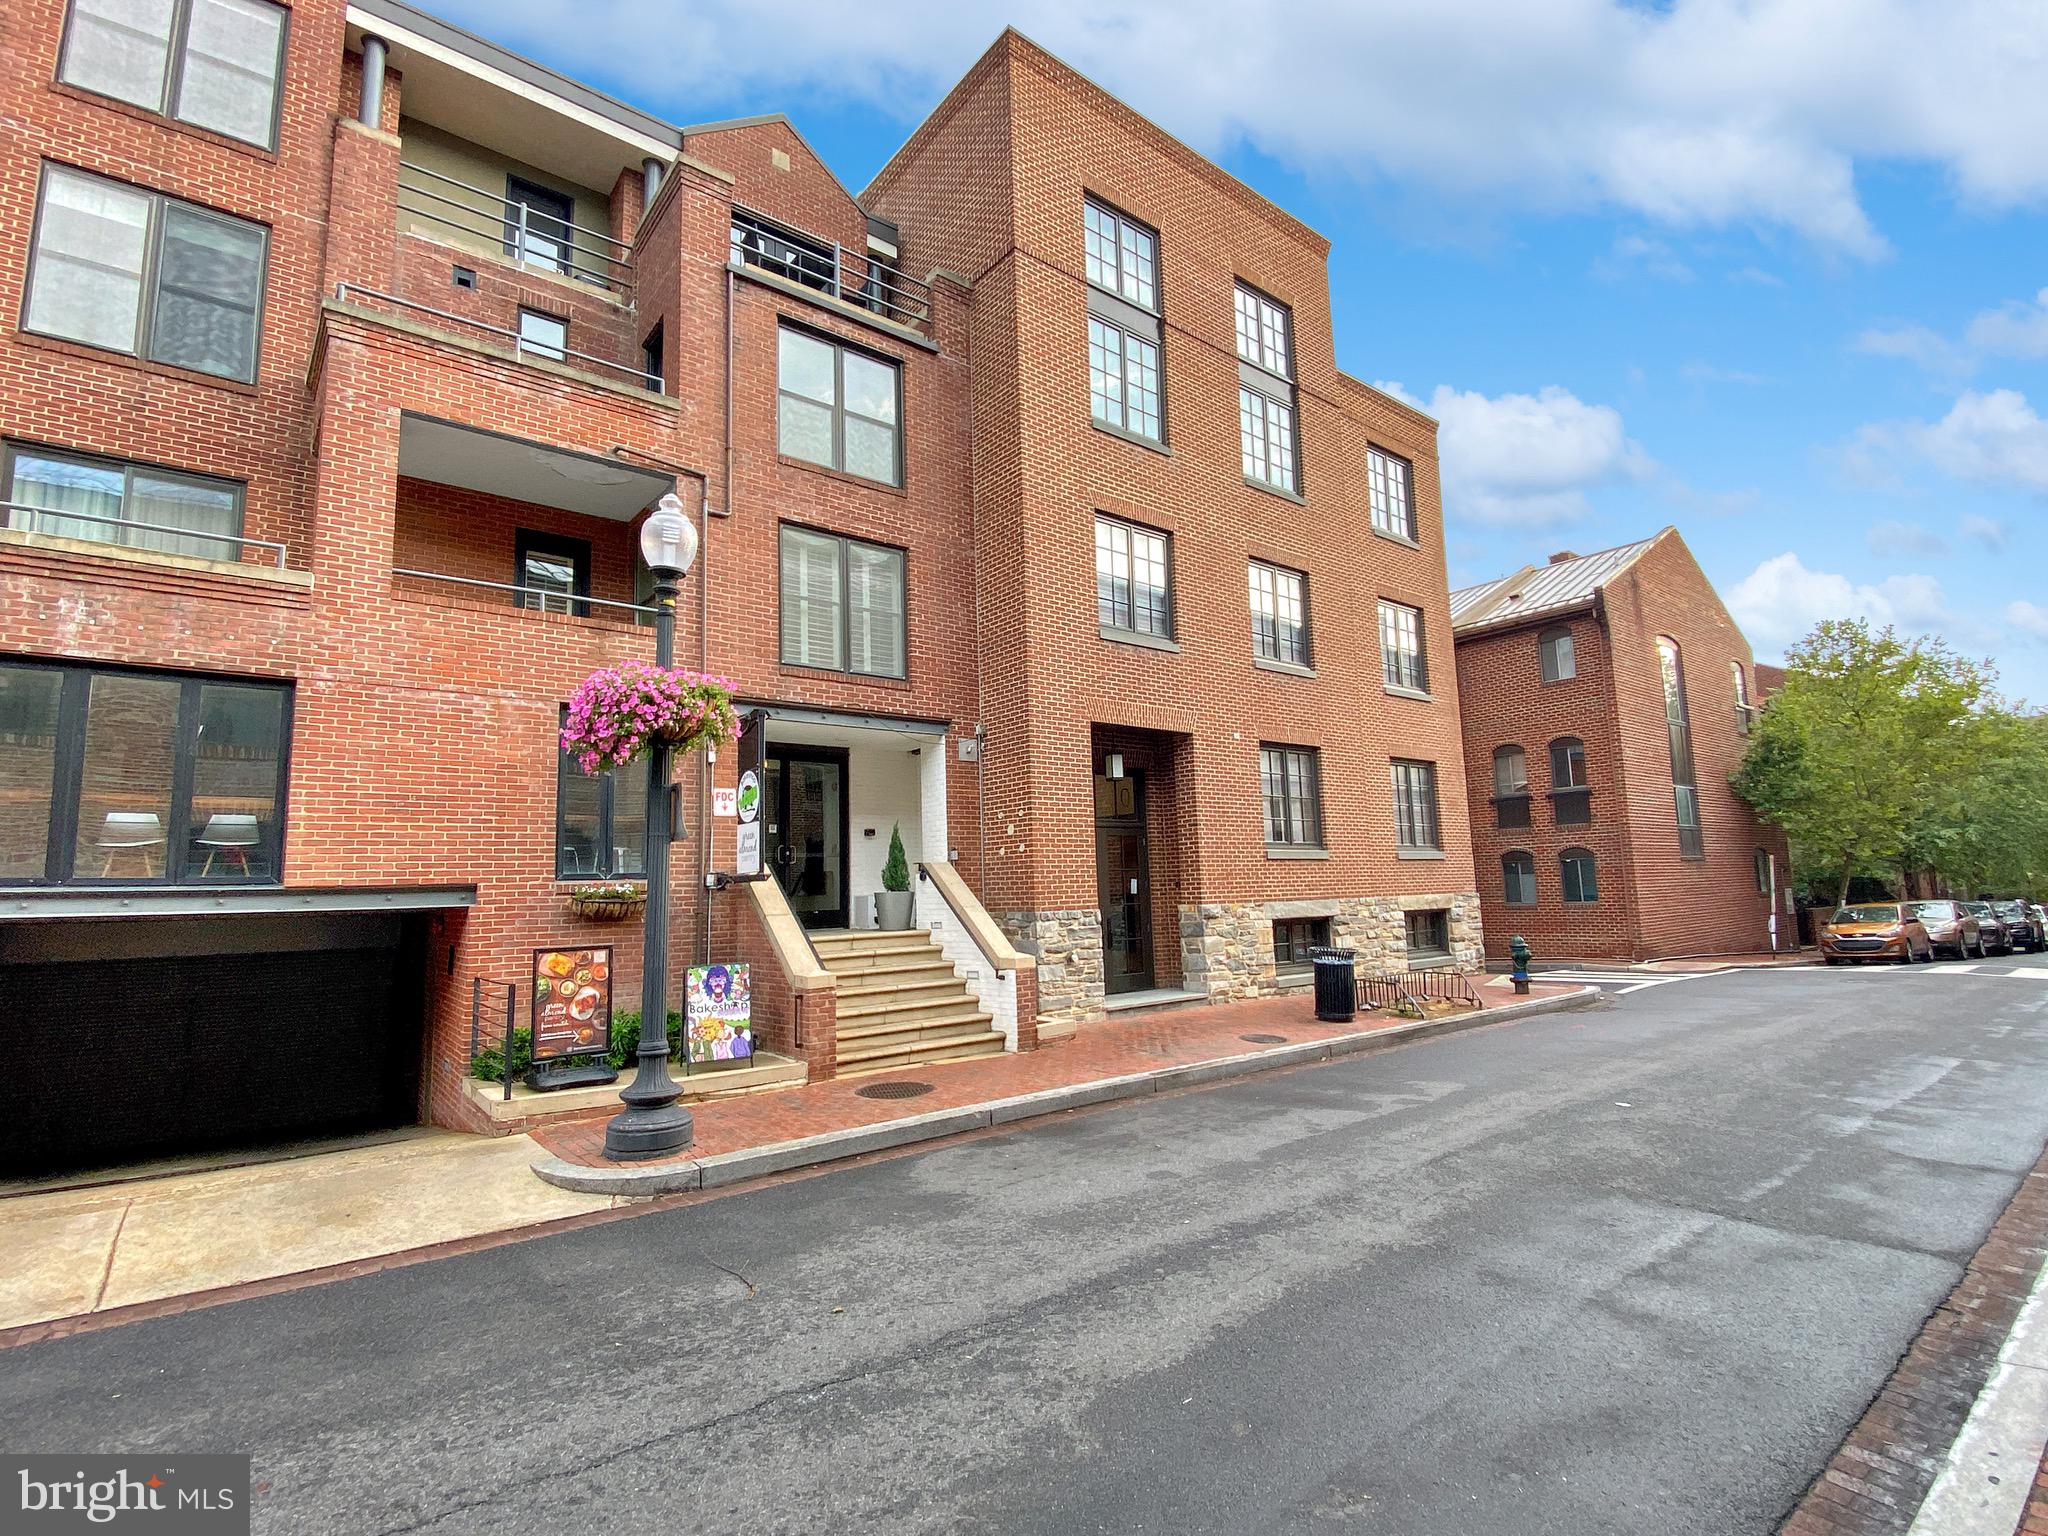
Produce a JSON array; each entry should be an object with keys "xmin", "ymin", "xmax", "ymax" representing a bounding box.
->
[
  {"xmin": 1094, "ymin": 771, "xmax": 1153, "ymax": 994},
  {"xmin": 768, "ymin": 748, "xmax": 848, "ymax": 930}
]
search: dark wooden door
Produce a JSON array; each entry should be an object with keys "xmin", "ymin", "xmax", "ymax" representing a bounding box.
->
[
  {"xmin": 768, "ymin": 748, "xmax": 849, "ymax": 930},
  {"xmin": 1095, "ymin": 772, "xmax": 1153, "ymax": 994}
]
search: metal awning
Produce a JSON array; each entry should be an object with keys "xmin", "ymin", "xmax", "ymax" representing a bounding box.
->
[{"xmin": 0, "ymin": 885, "xmax": 477, "ymax": 921}]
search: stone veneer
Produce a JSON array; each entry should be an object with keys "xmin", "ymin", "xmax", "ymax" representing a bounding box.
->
[
  {"xmin": 1179, "ymin": 893, "xmax": 1485, "ymax": 1002},
  {"xmin": 1001, "ymin": 908, "xmax": 1105, "ymax": 1027}
]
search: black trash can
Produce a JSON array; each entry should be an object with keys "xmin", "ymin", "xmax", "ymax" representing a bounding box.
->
[{"xmin": 1311, "ymin": 946, "xmax": 1358, "ymax": 1022}]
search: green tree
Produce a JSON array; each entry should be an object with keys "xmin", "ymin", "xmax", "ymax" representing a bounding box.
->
[
  {"xmin": 881, "ymin": 823, "xmax": 910, "ymax": 893},
  {"xmin": 1732, "ymin": 619, "xmax": 1991, "ymax": 905}
]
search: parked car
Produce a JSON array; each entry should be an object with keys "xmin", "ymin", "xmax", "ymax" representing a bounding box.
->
[
  {"xmin": 1822, "ymin": 904, "xmax": 1936, "ymax": 965},
  {"xmin": 1905, "ymin": 900, "xmax": 1984, "ymax": 960},
  {"xmin": 1964, "ymin": 901, "xmax": 2012, "ymax": 955},
  {"xmin": 1993, "ymin": 900, "xmax": 2044, "ymax": 953}
]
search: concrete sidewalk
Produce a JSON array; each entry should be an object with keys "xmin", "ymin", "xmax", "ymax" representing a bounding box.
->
[{"xmin": 1, "ymin": 976, "xmax": 1593, "ymax": 1339}]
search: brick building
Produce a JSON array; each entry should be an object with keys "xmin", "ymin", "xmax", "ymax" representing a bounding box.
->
[
  {"xmin": 1451, "ymin": 528, "xmax": 1793, "ymax": 963},
  {"xmin": 0, "ymin": 0, "xmax": 1478, "ymax": 1176}
]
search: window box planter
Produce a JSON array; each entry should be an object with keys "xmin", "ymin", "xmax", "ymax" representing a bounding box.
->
[{"xmin": 567, "ymin": 884, "xmax": 646, "ymax": 922}]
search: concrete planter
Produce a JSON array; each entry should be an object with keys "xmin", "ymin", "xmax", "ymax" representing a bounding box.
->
[{"xmin": 875, "ymin": 889, "xmax": 913, "ymax": 931}]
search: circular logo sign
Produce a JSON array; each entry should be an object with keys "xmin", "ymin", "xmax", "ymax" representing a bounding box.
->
[{"xmin": 736, "ymin": 769, "xmax": 761, "ymax": 825}]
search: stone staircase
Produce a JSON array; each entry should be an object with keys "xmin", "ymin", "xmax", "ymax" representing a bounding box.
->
[{"xmin": 812, "ymin": 930, "xmax": 1007, "ymax": 1076}]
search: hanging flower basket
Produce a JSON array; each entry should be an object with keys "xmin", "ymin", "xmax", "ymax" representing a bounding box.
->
[
  {"xmin": 567, "ymin": 882, "xmax": 646, "ymax": 921},
  {"xmin": 560, "ymin": 660, "xmax": 738, "ymax": 775}
]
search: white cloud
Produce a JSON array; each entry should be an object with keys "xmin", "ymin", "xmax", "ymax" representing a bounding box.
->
[
  {"xmin": 1965, "ymin": 288, "xmax": 2048, "ymax": 359},
  {"xmin": 1375, "ymin": 380, "xmax": 1654, "ymax": 528},
  {"xmin": 1962, "ymin": 514, "xmax": 2010, "ymax": 550},
  {"xmin": 1856, "ymin": 288, "xmax": 2048, "ymax": 378},
  {"xmin": 1596, "ymin": 234, "xmax": 1695, "ymax": 283},
  {"xmin": 1846, "ymin": 389, "xmax": 2048, "ymax": 495},
  {"xmin": 1852, "ymin": 324, "xmax": 1971, "ymax": 378},
  {"xmin": 2009, "ymin": 600, "xmax": 2048, "ymax": 642},
  {"xmin": 1867, "ymin": 519, "xmax": 1948, "ymax": 558},
  {"xmin": 1680, "ymin": 361, "xmax": 1770, "ymax": 385},
  {"xmin": 437, "ymin": 0, "xmax": 2048, "ymax": 256},
  {"xmin": 1729, "ymin": 552, "xmax": 1950, "ymax": 652}
]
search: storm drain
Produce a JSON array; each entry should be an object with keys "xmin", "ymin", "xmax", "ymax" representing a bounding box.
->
[
  {"xmin": 1240, "ymin": 1033, "xmax": 1289, "ymax": 1045},
  {"xmin": 855, "ymin": 1080, "xmax": 936, "ymax": 1100}
]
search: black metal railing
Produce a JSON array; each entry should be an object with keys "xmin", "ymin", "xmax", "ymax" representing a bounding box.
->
[
  {"xmin": 729, "ymin": 206, "xmax": 933, "ymax": 334},
  {"xmin": 397, "ymin": 160, "xmax": 634, "ymax": 297},
  {"xmin": 1359, "ymin": 967, "xmax": 1480, "ymax": 1015},
  {"xmin": 393, "ymin": 567, "xmax": 657, "ymax": 623}
]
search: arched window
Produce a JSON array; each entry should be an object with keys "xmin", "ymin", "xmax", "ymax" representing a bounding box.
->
[
  {"xmin": 1560, "ymin": 847, "xmax": 1598, "ymax": 904},
  {"xmin": 1658, "ymin": 637, "xmax": 1703, "ymax": 857},
  {"xmin": 1754, "ymin": 847, "xmax": 1772, "ymax": 895},
  {"xmin": 1502, "ymin": 851, "xmax": 1537, "ymax": 907},
  {"xmin": 1492, "ymin": 744, "xmax": 1530, "ymax": 828},
  {"xmin": 1549, "ymin": 736, "xmax": 1591, "ymax": 826},
  {"xmin": 1539, "ymin": 625, "xmax": 1576, "ymax": 683}
]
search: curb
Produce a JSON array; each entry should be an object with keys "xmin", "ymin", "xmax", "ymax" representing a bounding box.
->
[{"xmin": 532, "ymin": 985, "xmax": 1601, "ymax": 1196}]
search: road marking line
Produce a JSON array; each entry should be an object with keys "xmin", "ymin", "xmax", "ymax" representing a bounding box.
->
[{"xmin": 1906, "ymin": 1253, "xmax": 2048, "ymax": 1535}]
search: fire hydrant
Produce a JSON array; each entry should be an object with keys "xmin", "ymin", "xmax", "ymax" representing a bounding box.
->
[{"xmin": 1510, "ymin": 934, "xmax": 1532, "ymax": 995}]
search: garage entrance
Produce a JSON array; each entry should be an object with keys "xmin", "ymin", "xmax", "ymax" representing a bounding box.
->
[{"xmin": 1, "ymin": 911, "xmax": 430, "ymax": 1180}]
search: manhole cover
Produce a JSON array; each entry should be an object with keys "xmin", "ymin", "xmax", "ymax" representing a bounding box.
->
[
  {"xmin": 1240, "ymin": 1033, "xmax": 1288, "ymax": 1045},
  {"xmin": 855, "ymin": 1080, "xmax": 935, "ymax": 1100}
]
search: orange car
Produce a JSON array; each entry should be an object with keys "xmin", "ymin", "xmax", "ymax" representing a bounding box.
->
[{"xmin": 1821, "ymin": 903, "xmax": 1935, "ymax": 965}]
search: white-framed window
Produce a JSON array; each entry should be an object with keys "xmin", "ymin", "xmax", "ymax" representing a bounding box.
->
[
  {"xmin": 1503, "ymin": 852, "xmax": 1536, "ymax": 907},
  {"xmin": 1539, "ymin": 625, "xmax": 1576, "ymax": 683},
  {"xmin": 1087, "ymin": 317, "xmax": 1162, "ymax": 441},
  {"xmin": 1250, "ymin": 560, "xmax": 1309, "ymax": 666},
  {"xmin": 24, "ymin": 163, "xmax": 268, "ymax": 383},
  {"xmin": 1391, "ymin": 759, "xmax": 1442, "ymax": 853},
  {"xmin": 1378, "ymin": 599, "xmax": 1427, "ymax": 692},
  {"xmin": 1083, "ymin": 199, "xmax": 1156, "ymax": 311},
  {"xmin": 1261, "ymin": 745, "xmax": 1324, "ymax": 848},
  {"xmin": 1659, "ymin": 636, "xmax": 1703, "ymax": 857},
  {"xmin": 1234, "ymin": 284, "xmax": 1290, "ymax": 376},
  {"xmin": 1095, "ymin": 514, "xmax": 1171, "ymax": 639},
  {"xmin": 3, "ymin": 442, "xmax": 244, "ymax": 561},
  {"xmin": 1368, "ymin": 446, "xmax": 1416, "ymax": 541},
  {"xmin": 778, "ymin": 524, "xmax": 907, "ymax": 679},
  {"xmin": 517, "ymin": 308, "xmax": 567, "ymax": 362},
  {"xmin": 59, "ymin": 0, "xmax": 288, "ymax": 150},
  {"xmin": 776, "ymin": 326, "xmax": 902, "ymax": 486},
  {"xmin": 1240, "ymin": 386, "xmax": 1297, "ymax": 492}
]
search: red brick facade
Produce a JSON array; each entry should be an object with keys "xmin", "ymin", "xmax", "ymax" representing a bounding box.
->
[
  {"xmin": 0, "ymin": 6, "xmax": 1481, "ymax": 1156},
  {"xmin": 1454, "ymin": 530, "xmax": 1792, "ymax": 962}
]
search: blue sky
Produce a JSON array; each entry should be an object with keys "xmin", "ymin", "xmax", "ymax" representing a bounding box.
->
[{"xmin": 440, "ymin": 0, "xmax": 2048, "ymax": 700}]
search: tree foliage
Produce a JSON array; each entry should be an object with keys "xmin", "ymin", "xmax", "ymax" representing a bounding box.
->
[{"xmin": 1731, "ymin": 618, "xmax": 2045, "ymax": 903}]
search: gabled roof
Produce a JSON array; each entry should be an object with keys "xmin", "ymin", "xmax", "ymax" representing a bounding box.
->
[
  {"xmin": 1449, "ymin": 530, "xmax": 1671, "ymax": 635},
  {"xmin": 678, "ymin": 113, "xmax": 862, "ymax": 208}
]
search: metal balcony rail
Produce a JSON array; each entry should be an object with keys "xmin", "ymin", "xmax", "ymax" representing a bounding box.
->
[
  {"xmin": 333, "ymin": 283, "xmax": 661, "ymax": 391},
  {"xmin": 396, "ymin": 160, "xmax": 634, "ymax": 297},
  {"xmin": 1359, "ymin": 966, "xmax": 1480, "ymax": 1015},
  {"xmin": 393, "ymin": 566, "xmax": 657, "ymax": 621},
  {"xmin": 2, "ymin": 500, "xmax": 287, "ymax": 568},
  {"xmin": 729, "ymin": 206, "xmax": 933, "ymax": 334},
  {"xmin": 1735, "ymin": 702, "xmax": 1760, "ymax": 736}
]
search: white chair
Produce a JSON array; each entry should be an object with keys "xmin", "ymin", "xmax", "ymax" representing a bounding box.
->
[
  {"xmin": 195, "ymin": 813, "xmax": 261, "ymax": 876},
  {"xmin": 98, "ymin": 811, "xmax": 166, "ymax": 877}
]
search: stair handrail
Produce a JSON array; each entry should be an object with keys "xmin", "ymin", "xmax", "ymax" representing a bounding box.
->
[{"xmin": 916, "ymin": 861, "xmax": 1035, "ymax": 976}]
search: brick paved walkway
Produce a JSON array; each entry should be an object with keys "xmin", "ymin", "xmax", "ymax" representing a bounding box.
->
[{"xmin": 530, "ymin": 977, "xmax": 1580, "ymax": 1169}]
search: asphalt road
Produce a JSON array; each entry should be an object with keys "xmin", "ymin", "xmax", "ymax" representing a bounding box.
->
[{"xmin": 9, "ymin": 959, "xmax": 2048, "ymax": 1535}]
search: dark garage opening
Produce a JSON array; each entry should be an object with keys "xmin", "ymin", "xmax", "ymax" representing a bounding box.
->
[{"xmin": 1, "ymin": 911, "xmax": 428, "ymax": 1180}]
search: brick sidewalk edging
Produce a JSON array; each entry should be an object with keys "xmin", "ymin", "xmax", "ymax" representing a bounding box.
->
[
  {"xmin": 1780, "ymin": 1151, "xmax": 2048, "ymax": 1535},
  {"xmin": 532, "ymin": 986, "xmax": 1602, "ymax": 1196}
]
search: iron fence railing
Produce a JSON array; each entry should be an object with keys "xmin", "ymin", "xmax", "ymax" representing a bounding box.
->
[
  {"xmin": 333, "ymin": 283, "xmax": 660, "ymax": 390},
  {"xmin": 1359, "ymin": 966, "xmax": 1481, "ymax": 1015},
  {"xmin": 397, "ymin": 159, "xmax": 634, "ymax": 297},
  {"xmin": 393, "ymin": 567, "xmax": 657, "ymax": 621},
  {"xmin": 730, "ymin": 206, "xmax": 933, "ymax": 334},
  {"xmin": 2, "ymin": 499, "xmax": 287, "ymax": 568}
]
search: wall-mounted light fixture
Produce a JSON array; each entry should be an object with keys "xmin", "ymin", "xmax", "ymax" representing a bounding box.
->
[{"xmin": 1104, "ymin": 752, "xmax": 1125, "ymax": 780}]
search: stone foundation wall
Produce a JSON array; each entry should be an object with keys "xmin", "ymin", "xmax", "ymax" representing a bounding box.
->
[
  {"xmin": 1180, "ymin": 892, "xmax": 1485, "ymax": 1002},
  {"xmin": 1001, "ymin": 908, "xmax": 1104, "ymax": 1029}
]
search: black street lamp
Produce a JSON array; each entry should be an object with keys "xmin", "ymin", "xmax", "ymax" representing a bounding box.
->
[{"xmin": 605, "ymin": 491, "xmax": 700, "ymax": 1162}]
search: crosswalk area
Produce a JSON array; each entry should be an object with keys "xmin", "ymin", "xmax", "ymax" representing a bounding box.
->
[{"xmin": 1531, "ymin": 970, "xmax": 1723, "ymax": 996}]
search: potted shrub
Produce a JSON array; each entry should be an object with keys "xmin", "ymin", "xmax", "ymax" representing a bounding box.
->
[
  {"xmin": 567, "ymin": 881, "xmax": 645, "ymax": 921},
  {"xmin": 875, "ymin": 823, "xmax": 913, "ymax": 930}
]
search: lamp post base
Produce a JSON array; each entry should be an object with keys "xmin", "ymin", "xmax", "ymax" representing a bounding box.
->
[{"xmin": 603, "ymin": 1100, "xmax": 695, "ymax": 1161}]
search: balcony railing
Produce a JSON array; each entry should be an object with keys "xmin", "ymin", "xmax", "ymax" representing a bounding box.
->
[
  {"xmin": 393, "ymin": 567, "xmax": 656, "ymax": 623},
  {"xmin": 3, "ymin": 501, "xmax": 287, "ymax": 569},
  {"xmin": 1735, "ymin": 703, "xmax": 1759, "ymax": 736},
  {"xmin": 730, "ymin": 207, "xmax": 933, "ymax": 334},
  {"xmin": 397, "ymin": 160, "xmax": 634, "ymax": 298},
  {"xmin": 333, "ymin": 284, "xmax": 661, "ymax": 391}
]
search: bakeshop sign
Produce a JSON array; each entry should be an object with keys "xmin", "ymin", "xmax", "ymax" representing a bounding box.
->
[{"xmin": 531, "ymin": 946, "xmax": 613, "ymax": 1062}]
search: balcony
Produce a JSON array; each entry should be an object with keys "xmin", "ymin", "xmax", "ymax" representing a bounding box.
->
[
  {"xmin": 730, "ymin": 207, "xmax": 933, "ymax": 335},
  {"xmin": 397, "ymin": 159, "xmax": 635, "ymax": 299},
  {"xmin": 3, "ymin": 501, "xmax": 287, "ymax": 570}
]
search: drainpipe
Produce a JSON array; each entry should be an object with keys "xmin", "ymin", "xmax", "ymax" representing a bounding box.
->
[
  {"xmin": 358, "ymin": 35, "xmax": 387, "ymax": 128},
  {"xmin": 641, "ymin": 156, "xmax": 664, "ymax": 207}
]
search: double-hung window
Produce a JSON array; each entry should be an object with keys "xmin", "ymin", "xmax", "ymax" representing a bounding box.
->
[
  {"xmin": 514, "ymin": 529, "xmax": 590, "ymax": 617},
  {"xmin": 1235, "ymin": 283, "xmax": 1297, "ymax": 493},
  {"xmin": 59, "ymin": 0, "xmax": 288, "ymax": 150},
  {"xmin": 1368, "ymin": 447, "xmax": 1417, "ymax": 541},
  {"xmin": 1378, "ymin": 600, "xmax": 1427, "ymax": 693},
  {"xmin": 777, "ymin": 326, "xmax": 902, "ymax": 486},
  {"xmin": 1550, "ymin": 736, "xmax": 1591, "ymax": 826},
  {"xmin": 1493, "ymin": 744, "xmax": 1531, "ymax": 829},
  {"xmin": 1095, "ymin": 514, "xmax": 1171, "ymax": 641},
  {"xmin": 1273, "ymin": 916, "xmax": 1331, "ymax": 976},
  {"xmin": 1260, "ymin": 745, "xmax": 1324, "ymax": 849},
  {"xmin": 1540, "ymin": 625, "xmax": 1576, "ymax": 683},
  {"xmin": 1503, "ymin": 852, "xmax": 1537, "ymax": 907},
  {"xmin": 1659, "ymin": 637, "xmax": 1703, "ymax": 857},
  {"xmin": 24, "ymin": 164, "xmax": 267, "ymax": 383},
  {"xmin": 1083, "ymin": 199, "xmax": 1164, "ymax": 444},
  {"xmin": 1249, "ymin": 560, "xmax": 1309, "ymax": 666},
  {"xmin": 778, "ymin": 525, "xmax": 907, "ymax": 678},
  {"xmin": 1391, "ymin": 759, "xmax": 1442, "ymax": 854},
  {"xmin": 3, "ymin": 443, "xmax": 244, "ymax": 561},
  {"xmin": 1560, "ymin": 848, "xmax": 1599, "ymax": 904},
  {"xmin": 0, "ymin": 658, "xmax": 290, "ymax": 886},
  {"xmin": 557, "ymin": 715, "xmax": 647, "ymax": 879}
]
